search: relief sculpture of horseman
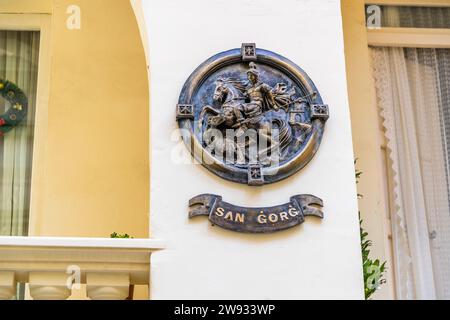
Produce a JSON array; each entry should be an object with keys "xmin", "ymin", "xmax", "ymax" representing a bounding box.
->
[{"xmin": 201, "ymin": 62, "xmax": 296, "ymax": 166}]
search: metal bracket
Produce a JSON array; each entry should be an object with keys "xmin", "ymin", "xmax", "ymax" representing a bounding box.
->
[
  {"xmin": 311, "ymin": 104, "xmax": 329, "ymax": 121},
  {"xmin": 248, "ymin": 165, "xmax": 264, "ymax": 186}
]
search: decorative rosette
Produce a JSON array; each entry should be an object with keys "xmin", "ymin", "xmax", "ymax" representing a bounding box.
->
[{"xmin": 0, "ymin": 79, "xmax": 28, "ymax": 136}]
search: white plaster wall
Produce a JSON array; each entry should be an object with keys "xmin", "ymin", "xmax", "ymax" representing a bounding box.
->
[{"xmin": 143, "ymin": 0, "xmax": 364, "ymax": 300}]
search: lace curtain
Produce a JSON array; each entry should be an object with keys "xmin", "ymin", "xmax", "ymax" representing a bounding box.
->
[
  {"xmin": 370, "ymin": 5, "xmax": 450, "ymax": 300},
  {"xmin": 0, "ymin": 30, "xmax": 40, "ymax": 236},
  {"xmin": 371, "ymin": 46, "xmax": 450, "ymax": 300}
]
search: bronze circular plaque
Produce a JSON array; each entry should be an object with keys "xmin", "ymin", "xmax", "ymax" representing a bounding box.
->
[{"xmin": 177, "ymin": 44, "xmax": 329, "ymax": 186}]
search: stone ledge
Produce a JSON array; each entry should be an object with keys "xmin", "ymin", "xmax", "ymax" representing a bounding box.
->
[{"xmin": 0, "ymin": 236, "xmax": 165, "ymax": 299}]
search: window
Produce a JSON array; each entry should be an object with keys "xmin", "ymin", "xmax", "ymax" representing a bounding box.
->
[{"xmin": 0, "ymin": 30, "xmax": 40, "ymax": 236}]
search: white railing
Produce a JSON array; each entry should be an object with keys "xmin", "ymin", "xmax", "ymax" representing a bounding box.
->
[{"xmin": 0, "ymin": 237, "xmax": 165, "ymax": 300}]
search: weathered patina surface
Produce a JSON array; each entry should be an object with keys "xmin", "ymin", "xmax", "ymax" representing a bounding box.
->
[{"xmin": 177, "ymin": 44, "xmax": 329, "ymax": 186}]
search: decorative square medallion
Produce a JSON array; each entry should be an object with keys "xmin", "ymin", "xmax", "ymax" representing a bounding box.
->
[
  {"xmin": 248, "ymin": 165, "xmax": 264, "ymax": 186},
  {"xmin": 311, "ymin": 104, "xmax": 330, "ymax": 120},
  {"xmin": 241, "ymin": 43, "xmax": 257, "ymax": 61}
]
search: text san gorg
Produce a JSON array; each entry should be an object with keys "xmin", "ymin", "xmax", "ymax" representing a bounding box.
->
[{"xmin": 214, "ymin": 205, "xmax": 302, "ymax": 225}]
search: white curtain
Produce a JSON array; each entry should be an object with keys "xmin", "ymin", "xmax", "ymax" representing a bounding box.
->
[
  {"xmin": 0, "ymin": 30, "xmax": 40, "ymax": 236},
  {"xmin": 371, "ymin": 47, "xmax": 450, "ymax": 300}
]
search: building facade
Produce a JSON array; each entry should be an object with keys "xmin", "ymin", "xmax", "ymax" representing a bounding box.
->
[{"xmin": 1, "ymin": 0, "xmax": 450, "ymax": 300}]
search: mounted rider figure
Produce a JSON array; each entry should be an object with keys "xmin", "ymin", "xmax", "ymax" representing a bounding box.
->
[{"xmin": 234, "ymin": 62, "xmax": 294, "ymax": 129}]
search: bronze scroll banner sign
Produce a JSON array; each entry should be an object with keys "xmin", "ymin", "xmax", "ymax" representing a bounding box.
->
[{"xmin": 189, "ymin": 194, "xmax": 324, "ymax": 234}]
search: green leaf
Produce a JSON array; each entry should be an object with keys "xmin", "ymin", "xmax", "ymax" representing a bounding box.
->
[
  {"xmin": 110, "ymin": 232, "xmax": 133, "ymax": 239},
  {"xmin": 357, "ymin": 162, "xmax": 388, "ymax": 300}
]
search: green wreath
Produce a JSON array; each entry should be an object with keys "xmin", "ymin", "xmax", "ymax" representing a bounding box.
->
[{"xmin": 0, "ymin": 79, "xmax": 28, "ymax": 136}]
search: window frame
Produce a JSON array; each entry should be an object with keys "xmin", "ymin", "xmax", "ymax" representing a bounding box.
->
[
  {"xmin": 368, "ymin": 27, "xmax": 450, "ymax": 48},
  {"xmin": 365, "ymin": 0, "xmax": 450, "ymax": 47},
  {"xmin": 0, "ymin": 14, "xmax": 51, "ymax": 236},
  {"xmin": 343, "ymin": 0, "xmax": 450, "ymax": 299}
]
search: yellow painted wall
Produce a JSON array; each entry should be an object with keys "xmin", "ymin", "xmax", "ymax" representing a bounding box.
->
[
  {"xmin": 0, "ymin": 0, "xmax": 52, "ymax": 14},
  {"xmin": 341, "ymin": 0, "xmax": 396, "ymax": 299},
  {"xmin": 38, "ymin": 0, "xmax": 149, "ymax": 238},
  {"xmin": 0, "ymin": 0, "xmax": 150, "ymax": 239}
]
